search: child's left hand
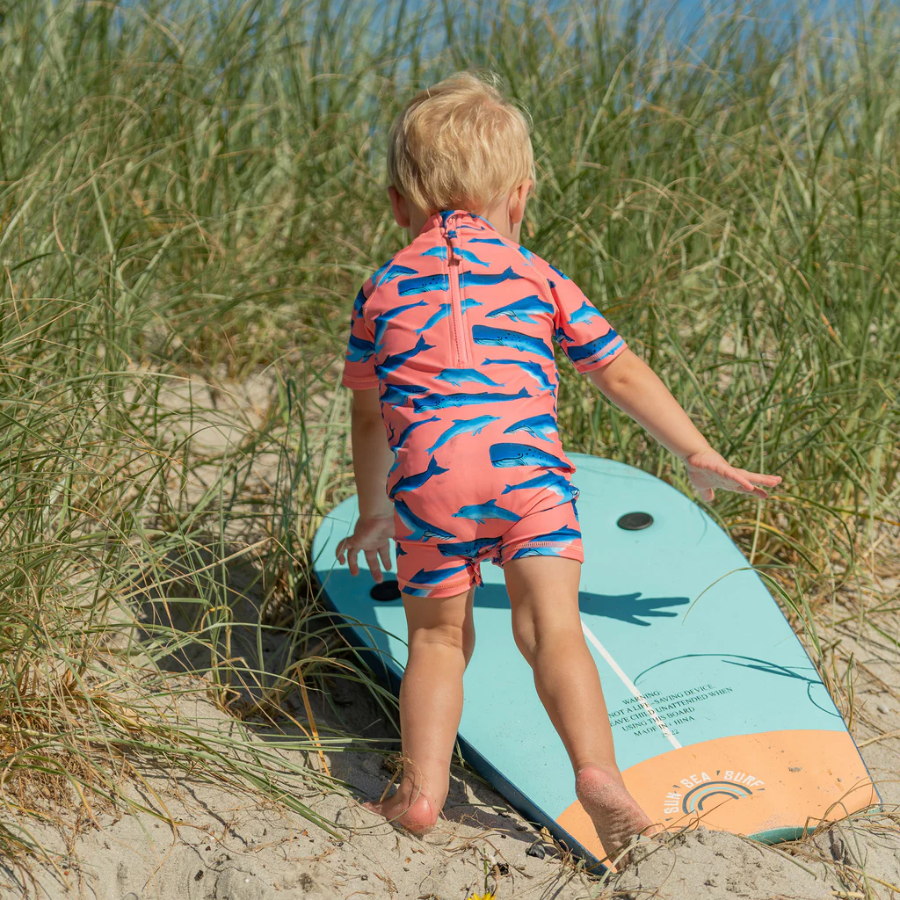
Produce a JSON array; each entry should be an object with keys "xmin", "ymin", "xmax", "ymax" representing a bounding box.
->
[
  {"xmin": 684, "ymin": 448, "xmax": 783, "ymax": 502},
  {"xmin": 336, "ymin": 514, "xmax": 395, "ymax": 582}
]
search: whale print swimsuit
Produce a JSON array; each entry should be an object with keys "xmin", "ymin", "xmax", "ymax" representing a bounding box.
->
[{"xmin": 341, "ymin": 209, "xmax": 627, "ymax": 597}]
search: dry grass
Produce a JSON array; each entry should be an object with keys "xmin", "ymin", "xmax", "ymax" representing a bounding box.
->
[{"xmin": 0, "ymin": 0, "xmax": 897, "ymax": 894}]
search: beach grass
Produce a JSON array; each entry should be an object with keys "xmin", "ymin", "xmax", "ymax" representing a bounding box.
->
[{"xmin": 0, "ymin": 0, "xmax": 897, "ymax": 874}]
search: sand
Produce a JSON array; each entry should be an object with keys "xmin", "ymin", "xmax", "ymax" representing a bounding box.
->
[{"xmin": 5, "ymin": 571, "xmax": 898, "ymax": 900}]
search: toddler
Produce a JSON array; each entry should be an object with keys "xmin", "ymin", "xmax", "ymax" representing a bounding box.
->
[{"xmin": 335, "ymin": 72, "xmax": 782, "ymax": 864}]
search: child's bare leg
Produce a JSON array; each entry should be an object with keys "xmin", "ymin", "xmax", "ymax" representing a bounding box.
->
[
  {"xmin": 504, "ymin": 556, "xmax": 656, "ymax": 863},
  {"xmin": 364, "ymin": 585, "xmax": 475, "ymax": 833}
]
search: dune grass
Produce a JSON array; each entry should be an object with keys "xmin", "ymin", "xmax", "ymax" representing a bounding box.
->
[{"xmin": 0, "ymin": 0, "xmax": 897, "ymax": 872}]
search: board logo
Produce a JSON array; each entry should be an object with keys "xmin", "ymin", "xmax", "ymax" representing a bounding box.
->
[{"xmin": 663, "ymin": 769, "xmax": 765, "ymax": 822}]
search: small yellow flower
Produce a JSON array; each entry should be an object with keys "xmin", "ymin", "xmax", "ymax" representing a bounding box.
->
[{"xmin": 467, "ymin": 894, "xmax": 495, "ymax": 900}]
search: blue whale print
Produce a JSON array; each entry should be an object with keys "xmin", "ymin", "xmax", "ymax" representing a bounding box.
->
[
  {"xmin": 502, "ymin": 471, "xmax": 578, "ymax": 500},
  {"xmin": 374, "ymin": 300, "xmax": 429, "ymax": 352},
  {"xmin": 567, "ymin": 331, "xmax": 623, "ymax": 364},
  {"xmin": 511, "ymin": 546, "xmax": 563, "ymax": 559},
  {"xmin": 490, "ymin": 442, "xmax": 570, "ymax": 469},
  {"xmin": 380, "ymin": 383, "xmax": 428, "ymax": 407},
  {"xmin": 472, "ymin": 325, "xmax": 554, "ymax": 360},
  {"xmin": 373, "ymin": 317, "xmax": 389, "ymax": 354},
  {"xmin": 460, "ymin": 266, "xmax": 522, "ymax": 288},
  {"xmin": 394, "ymin": 415, "xmax": 440, "ymax": 448},
  {"xmin": 398, "ymin": 273, "xmax": 449, "ymax": 296},
  {"xmin": 485, "ymin": 295, "xmax": 554, "ymax": 324},
  {"xmin": 536, "ymin": 525, "xmax": 581, "ymax": 544},
  {"xmin": 394, "ymin": 498, "xmax": 456, "ymax": 542},
  {"xmin": 452, "ymin": 498, "xmax": 521, "ymax": 524},
  {"xmin": 508, "ymin": 526, "xmax": 581, "ymax": 560},
  {"xmin": 376, "ymin": 335, "xmax": 434, "ymax": 377},
  {"xmin": 503, "ymin": 413, "xmax": 558, "ymax": 443},
  {"xmin": 427, "ymin": 414, "xmax": 500, "ymax": 453},
  {"xmin": 347, "ymin": 333, "xmax": 375, "ymax": 362},
  {"xmin": 371, "ymin": 258, "xmax": 394, "ymax": 285},
  {"xmin": 413, "ymin": 387, "xmax": 530, "ymax": 412},
  {"xmin": 390, "ymin": 456, "xmax": 450, "ymax": 497},
  {"xmin": 408, "ymin": 563, "xmax": 470, "ymax": 585},
  {"xmin": 376, "ymin": 299, "xmax": 429, "ymax": 321},
  {"xmin": 569, "ymin": 300, "xmax": 602, "ymax": 325},
  {"xmin": 374, "ymin": 263, "xmax": 419, "ymax": 287},
  {"xmin": 437, "ymin": 536, "xmax": 503, "ymax": 559},
  {"xmin": 455, "ymin": 247, "xmax": 489, "ymax": 266},
  {"xmin": 482, "ymin": 357, "xmax": 555, "ymax": 391},
  {"xmin": 416, "ymin": 303, "xmax": 452, "ymax": 334},
  {"xmin": 416, "ymin": 298, "xmax": 482, "ymax": 335},
  {"xmin": 435, "ymin": 368, "xmax": 501, "ymax": 387}
]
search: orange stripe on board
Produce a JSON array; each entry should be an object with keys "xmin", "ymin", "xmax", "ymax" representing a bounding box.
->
[{"xmin": 557, "ymin": 730, "xmax": 877, "ymax": 864}]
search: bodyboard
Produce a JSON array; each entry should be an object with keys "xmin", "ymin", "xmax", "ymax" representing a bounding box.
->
[{"xmin": 311, "ymin": 454, "xmax": 878, "ymax": 863}]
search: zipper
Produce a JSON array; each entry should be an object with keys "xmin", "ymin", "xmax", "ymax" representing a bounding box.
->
[{"xmin": 445, "ymin": 233, "xmax": 469, "ymax": 366}]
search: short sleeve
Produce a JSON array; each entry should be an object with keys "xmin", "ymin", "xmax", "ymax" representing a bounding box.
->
[
  {"xmin": 546, "ymin": 265, "xmax": 627, "ymax": 373},
  {"xmin": 340, "ymin": 280, "xmax": 380, "ymax": 390}
]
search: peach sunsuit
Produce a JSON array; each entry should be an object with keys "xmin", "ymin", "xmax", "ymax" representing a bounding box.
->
[{"xmin": 341, "ymin": 209, "xmax": 627, "ymax": 597}]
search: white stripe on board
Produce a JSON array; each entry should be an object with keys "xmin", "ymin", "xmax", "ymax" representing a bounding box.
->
[{"xmin": 581, "ymin": 618, "xmax": 682, "ymax": 751}]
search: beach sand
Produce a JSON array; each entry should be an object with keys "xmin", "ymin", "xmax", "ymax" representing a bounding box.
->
[{"xmin": 4, "ymin": 567, "xmax": 898, "ymax": 900}]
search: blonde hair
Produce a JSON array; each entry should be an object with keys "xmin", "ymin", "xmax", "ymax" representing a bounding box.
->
[{"xmin": 387, "ymin": 71, "xmax": 535, "ymax": 215}]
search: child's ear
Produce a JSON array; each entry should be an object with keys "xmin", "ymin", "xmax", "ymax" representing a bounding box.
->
[
  {"xmin": 388, "ymin": 186, "xmax": 411, "ymax": 229},
  {"xmin": 509, "ymin": 180, "xmax": 533, "ymax": 225}
]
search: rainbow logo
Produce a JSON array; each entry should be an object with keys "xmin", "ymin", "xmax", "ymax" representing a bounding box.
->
[{"xmin": 681, "ymin": 781, "xmax": 755, "ymax": 814}]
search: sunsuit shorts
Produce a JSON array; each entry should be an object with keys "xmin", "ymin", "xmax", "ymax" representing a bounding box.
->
[{"xmin": 394, "ymin": 498, "xmax": 584, "ymax": 598}]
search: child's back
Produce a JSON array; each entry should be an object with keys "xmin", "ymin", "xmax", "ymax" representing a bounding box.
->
[{"xmin": 343, "ymin": 207, "xmax": 626, "ymax": 597}]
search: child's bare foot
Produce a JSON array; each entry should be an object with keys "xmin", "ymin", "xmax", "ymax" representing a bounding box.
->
[
  {"xmin": 363, "ymin": 783, "xmax": 440, "ymax": 834},
  {"xmin": 575, "ymin": 765, "xmax": 658, "ymax": 868}
]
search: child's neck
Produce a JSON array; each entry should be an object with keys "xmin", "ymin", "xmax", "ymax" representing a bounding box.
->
[
  {"xmin": 478, "ymin": 200, "xmax": 523, "ymax": 243},
  {"xmin": 409, "ymin": 201, "xmax": 523, "ymax": 244}
]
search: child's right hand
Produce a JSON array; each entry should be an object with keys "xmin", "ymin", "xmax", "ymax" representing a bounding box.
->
[
  {"xmin": 684, "ymin": 448, "xmax": 783, "ymax": 503},
  {"xmin": 335, "ymin": 514, "xmax": 395, "ymax": 583}
]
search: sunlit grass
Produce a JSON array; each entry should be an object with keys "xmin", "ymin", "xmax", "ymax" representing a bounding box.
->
[{"xmin": 0, "ymin": 0, "xmax": 897, "ymax": 871}]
